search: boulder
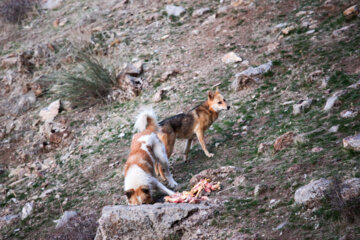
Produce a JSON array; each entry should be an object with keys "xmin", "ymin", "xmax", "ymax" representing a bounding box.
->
[
  {"xmin": 95, "ymin": 203, "xmax": 214, "ymax": 240},
  {"xmin": 294, "ymin": 178, "xmax": 331, "ymax": 206},
  {"xmin": 343, "ymin": 134, "xmax": 360, "ymax": 151},
  {"xmin": 221, "ymin": 52, "xmax": 242, "ymax": 64},
  {"xmin": 189, "ymin": 166, "xmax": 238, "ymax": 186},
  {"xmin": 165, "ymin": 5, "xmax": 186, "ymax": 17},
  {"xmin": 293, "ymin": 99, "xmax": 312, "ymax": 115},
  {"xmin": 340, "ymin": 178, "xmax": 360, "ymax": 201}
]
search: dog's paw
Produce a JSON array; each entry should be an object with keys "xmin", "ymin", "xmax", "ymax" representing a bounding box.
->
[
  {"xmin": 205, "ymin": 152, "xmax": 214, "ymax": 158},
  {"xmin": 168, "ymin": 179, "xmax": 178, "ymax": 189}
]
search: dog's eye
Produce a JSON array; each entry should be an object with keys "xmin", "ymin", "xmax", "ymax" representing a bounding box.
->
[
  {"xmin": 224, "ymin": 99, "xmax": 226, "ymax": 102},
  {"xmin": 142, "ymin": 188, "xmax": 150, "ymax": 194},
  {"xmin": 218, "ymin": 101, "xmax": 222, "ymax": 104}
]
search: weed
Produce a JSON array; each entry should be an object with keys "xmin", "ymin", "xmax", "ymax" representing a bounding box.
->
[{"xmin": 49, "ymin": 52, "xmax": 117, "ymax": 107}]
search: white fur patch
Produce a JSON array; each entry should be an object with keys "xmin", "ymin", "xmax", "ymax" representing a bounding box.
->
[
  {"xmin": 124, "ymin": 165, "xmax": 151, "ymax": 191},
  {"xmin": 134, "ymin": 108, "xmax": 158, "ymax": 132}
]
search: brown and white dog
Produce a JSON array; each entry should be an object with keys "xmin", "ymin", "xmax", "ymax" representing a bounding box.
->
[
  {"xmin": 124, "ymin": 108, "xmax": 178, "ymax": 205},
  {"xmin": 157, "ymin": 87, "xmax": 230, "ymax": 163}
]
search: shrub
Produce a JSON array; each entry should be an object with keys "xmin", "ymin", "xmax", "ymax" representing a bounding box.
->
[
  {"xmin": 0, "ymin": 0, "xmax": 38, "ymax": 24},
  {"xmin": 51, "ymin": 53, "xmax": 117, "ymax": 107}
]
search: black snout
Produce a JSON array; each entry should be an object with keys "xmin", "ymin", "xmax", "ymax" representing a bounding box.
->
[{"xmin": 227, "ymin": 106, "xmax": 231, "ymax": 110}]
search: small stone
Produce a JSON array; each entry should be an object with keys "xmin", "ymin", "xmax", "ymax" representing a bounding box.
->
[
  {"xmin": 42, "ymin": 0, "xmax": 64, "ymax": 10},
  {"xmin": 328, "ymin": 125, "xmax": 339, "ymax": 133},
  {"xmin": 258, "ymin": 142, "xmax": 272, "ymax": 153},
  {"xmin": 254, "ymin": 184, "xmax": 267, "ymax": 197},
  {"xmin": 235, "ymin": 61, "xmax": 272, "ymax": 77},
  {"xmin": 153, "ymin": 89, "xmax": 167, "ymax": 103},
  {"xmin": 266, "ymin": 42, "xmax": 280, "ymax": 54},
  {"xmin": 320, "ymin": 76, "xmax": 329, "ymax": 89},
  {"xmin": 160, "ymin": 69, "xmax": 179, "ymax": 82},
  {"xmin": 192, "ymin": 7, "xmax": 211, "ymax": 17},
  {"xmin": 311, "ymin": 147, "xmax": 323, "ymax": 153},
  {"xmin": 340, "ymin": 109, "xmax": 358, "ymax": 118},
  {"xmin": 274, "ymin": 132, "xmax": 295, "ymax": 152},
  {"xmin": 269, "ymin": 199, "xmax": 280, "ymax": 209},
  {"xmin": 231, "ymin": 75, "xmax": 256, "ymax": 91},
  {"xmin": 343, "ymin": 5, "xmax": 359, "ymax": 19},
  {"xmin": 39, "ymin": 100, "xmax": 61, "ymax": 122},
  {"xmin": 347, "ymin": 80, "xmax": 360, "ymax": 89},
  {"xmin": 343, "ymin": 134, "xmax": 360, "ymax": 151},
  {"xmin": 55, "ymin": 211, "xmax": 78, "ymax": 229},
  {"xmin": 324, "ymin": 90, "xmax": 346, "ymax": 111},
  {"xmin": 274, "ymin": 221, "xmax": 287, "ymax": 231},
  {"xmin": 165, "ymin": 5, "xmax": 186, "ymax": 17},
  {"xmin": 332, "ymin": 24, "xmax": 355, "ymax": 38},
  {"xmin": 308, "ymin": 70, "xmax": 323, "ymax": 82},
  {"xmin": 21, "ymin": 202, "xmax": 34, "ymax": 220},
  {"xmin": 222, "ymin": 52, "xmax": 242, "ymax": 64},
  {"xmin": 123, "ymin": 62, "xmax": 142, "ymax": 76},
  {"xmin": 282, "ymin": 26, "xmax": 296, "ymax": 35},
  {"xmin": 217, "ymin": 6, "xmax": 231, "ymax": 15},
  {"xmin": 233, "ymin": 175, "xmax": 246, "ymax": 187},
  {"xmin": 202, "ymin": 14, "xmax": 216, "ymax": 25},
  {"xmin": 293, "ymin": 99, "xmax": 312, "ymax": 115}
]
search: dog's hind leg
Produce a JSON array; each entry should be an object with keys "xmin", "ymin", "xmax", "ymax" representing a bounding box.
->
[
  {"xmin": 153, "ymin": 136, "xmax": 178, "ymax": 188},
  {"xmin": 183, "ymin": 137, "xmax": 193, "ymax": 161}
]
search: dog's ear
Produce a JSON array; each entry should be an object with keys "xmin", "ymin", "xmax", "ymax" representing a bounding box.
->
[
  {"xmin": 215, "ymin": 87, "xmax": 219, "ymax": 94},
  {"xmin": 208, "ymin": 90, "xmax": 215, "ymax": 100},
  {"xmin": 125, "ymin": 189, "xmax": 135, "ymax": 199}
]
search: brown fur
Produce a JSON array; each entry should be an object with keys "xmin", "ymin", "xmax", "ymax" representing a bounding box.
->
[{"xmin": 157, "ymin": 88, "xmax": 230, "ymax": 163}]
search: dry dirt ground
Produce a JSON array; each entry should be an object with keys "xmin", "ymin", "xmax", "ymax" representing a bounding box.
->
[{"xmin": 1, "ymin": 0, "xmax": 360, "ymax": 239}]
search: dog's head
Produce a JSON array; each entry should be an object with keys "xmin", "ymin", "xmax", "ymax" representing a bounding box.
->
[
  {"xmin": 208, "ymin": 87, "xmax": 230, "ymax": 112},
  {"xmin": 125, "ymin": 185, "xmax": 153, "ymax": 205}
]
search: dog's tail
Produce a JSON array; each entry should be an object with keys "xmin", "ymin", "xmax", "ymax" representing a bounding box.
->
[{"xmin": 134, "ymin": 108, "xmax": 158, "ymax": 132}]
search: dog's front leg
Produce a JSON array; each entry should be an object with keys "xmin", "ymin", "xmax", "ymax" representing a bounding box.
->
[
  {"xmin": 195, "ymin": 128, "xmax": 214, "ymax": 158},
  {"xmin": 152, "ymin": 177, "xmax": 175, "ymax": 196},
  {"xmin": 183, "ymin": 138, "xmax": 193, "ymax": 161}
]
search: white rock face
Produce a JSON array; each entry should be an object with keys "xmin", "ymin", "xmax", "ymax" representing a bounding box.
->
[
  {"xmin": 294, "ymin": 178, "xmax": 331, "ymax": 206},
  {"xmin": 221, "ymin": 52, "xmax": 242, "ymax": 64},
  {"xmin": 39, "ymin": 100, "xmax": 61, "ymax": 122},
  {"xmin": 165, "ymin": 5, "xmax": 186, "ymax": 17},
  {"xmin": 21, "ymin": 202, "xmax": 34, "ymax": 220},
  {"xmin": 343, "ymin": 134, "xmax": 360, "ymax": 151}
]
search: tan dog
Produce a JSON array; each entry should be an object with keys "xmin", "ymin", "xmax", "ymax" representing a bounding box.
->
[
  {"xmin": 124, "ymin": 108, "xmax": 178, "ymax": 205},
  {"xmin": 157, "ymin": 88, "xmax": 230, "ymax": 164}
]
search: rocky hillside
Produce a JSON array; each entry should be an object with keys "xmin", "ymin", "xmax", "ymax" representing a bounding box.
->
[{"xmin": 1, "ymin": 0, "xmax": 360, "ymax": 239}]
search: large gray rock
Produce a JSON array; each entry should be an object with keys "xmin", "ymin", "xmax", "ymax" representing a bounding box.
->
[
  {"xmin": 294, "ymin": 178, "xmax": 331, "ymax": 206},
  {"xmin": 95, "ymin": 203, "xmax": 215, "ymax": 240}
]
